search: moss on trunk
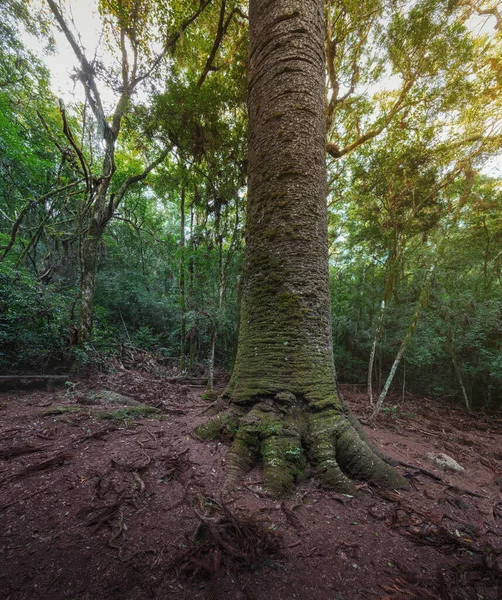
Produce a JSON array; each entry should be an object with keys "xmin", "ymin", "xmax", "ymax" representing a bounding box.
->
[{"xmin": 196, "ymin": 0, "xmax": 405, "ymax": 496}]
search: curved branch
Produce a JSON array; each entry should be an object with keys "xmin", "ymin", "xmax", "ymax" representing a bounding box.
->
[
  {"xmin": 108, "ymin": 149, "xmax": 170, "ymax": 218},
  {"xmin": 197, "ymin": 1, "xmax": 245, "ymax": 88},
  {"xmin": 0, "ymin": 180, "xmax": 83, "ymax": 262},
  {"xmin": 59, "ymin": 99, "xmax": 90, "ymax": 190},
  {"xmin": 327, "ymin": 78, "xmax": 415, "ymax": 159},
  {"xmin": 46, "ymin": 0, "xmax": 108, "ymax": 133}
]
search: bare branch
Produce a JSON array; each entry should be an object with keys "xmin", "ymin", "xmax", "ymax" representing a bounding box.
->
[
  {"xmin": 463, "ymin": 0, "xmax": 502, "ymax": 30},
  {"xmin": 132, "ymin": 0, "xmax": 213, "ymax": 87},
  {"xmin": 197, "ymin": 1, "xmax": 245, "ymax": 88},
  {"xmin": 46, "ymin": 0, "xmax": 109, "ymax": 137},
  {"xmin": 327, "ymin": 77, "xmax": 415, "ymax": 159},
  {"xmin": 110, "ymin": 149, "xmax": 170, "ymax": 216},
  {"xmin": 0, "ymin": 180, "xmax": 83, "ymax": 262}
]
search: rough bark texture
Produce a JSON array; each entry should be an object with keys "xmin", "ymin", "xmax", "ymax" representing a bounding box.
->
[
  {"xmin": 196, "ymin": 0, "xmax": 405, "ymax": 496},
  {"xmin": 179, "ymin": 186, "xmax": 187, "ymax": 372},
  {"xmin": 78, "ymin": 197, "xmax": 109, "ymax": 347}
]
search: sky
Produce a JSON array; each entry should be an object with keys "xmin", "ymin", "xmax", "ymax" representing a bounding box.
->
[{"xmin": 21, "ymin": 0, "xmax": 113, "ymax": 105}]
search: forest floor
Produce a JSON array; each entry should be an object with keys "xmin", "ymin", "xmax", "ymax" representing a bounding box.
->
[{"xmin": 0, "ymin": 361, "xmax": 501, "ymax": 600}]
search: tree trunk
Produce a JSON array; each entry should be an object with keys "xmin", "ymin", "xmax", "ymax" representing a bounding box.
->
[
  {"xmin": 207, "ymin": 326, "xmax": 217, "ymax": 392},
  {"xmin": 78, "ymin": 214, "xmax": 106, "ymax": 346},
  {"xmin": 188, "ymin": 202, "xmax": 196, "ymax": 373},
  {"xmin": 367, "ymin": 249, "xmax": 399, "ymax": 405},
  {"xmin": 449, "ymin": 335, "xmax": 471, "ymax": 412},
  {"xmin": 196, "ymin": 0, "xmax": 404, "ymax": 496},
  {"xmin": 367, "ymin": 299, "xmax": 386, "ymax": 406},
  {"xmin": 369, "ymin": 264, "xmax": 435, "ymax": 425},
  {"xmin": 179, "ymin": 186, "xmax": 187, "ymax": 372}
]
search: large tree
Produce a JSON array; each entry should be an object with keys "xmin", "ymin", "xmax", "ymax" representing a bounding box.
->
[
  {"xmin": 197, "ymin": 0, "xmax": 405, "ymax": 496},
  {"xmin": 43, "ymin": 0, "xmax": 213, "ymax": 346}
]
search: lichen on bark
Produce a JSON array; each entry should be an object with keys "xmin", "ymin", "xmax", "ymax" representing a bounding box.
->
[{"xmin": 195, "ymin": 0, "xmax": 405, "ymax": 496}]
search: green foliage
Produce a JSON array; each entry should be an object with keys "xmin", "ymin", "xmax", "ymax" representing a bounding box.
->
[
  {"xmin": 0, "ymin": 265, "xmax": 73, "ymax": 369},
  {"xmin": 330, "ymin": 172, "xmax": 502, "ymax": 409}
]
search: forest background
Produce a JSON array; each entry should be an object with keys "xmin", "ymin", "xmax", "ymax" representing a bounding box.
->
[{"xmin": 1, "ymin": 0, "xmax": 501, "ymax": 412}]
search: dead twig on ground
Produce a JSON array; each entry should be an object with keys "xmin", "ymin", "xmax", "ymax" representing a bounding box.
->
[
  {"xmin": 0, "ymin": 444, "xmax": 49, "ymax": 459},
  {"xmin": 0, "ymin": 484, "xmax": 51, "ymax": 511},
  {"xmin": 0, "ymin": 452, "xmax": 70, "ymax": 487}
]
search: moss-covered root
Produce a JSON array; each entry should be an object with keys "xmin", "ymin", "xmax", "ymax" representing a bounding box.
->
[
  {"xmin": 196, "ymin": 402, "xmax": 405, "ymax": 497},
  {"xmin": 308, "ymin": 408, "xmax": 356, "ymax": 494},
  {"xmin": 309, "ymin": 410, "xmax": 407, "ymax": 491},
  {"xmin": 194, "ymin": 410, "xmax": 241, "ymax": 441},
  {"xmin": 335, "ymin": 418, "xmax": 406, "ymax": 489},
  {"xmin": 225, "ymin": 403, "xmax": 305, "ymax": 496}
]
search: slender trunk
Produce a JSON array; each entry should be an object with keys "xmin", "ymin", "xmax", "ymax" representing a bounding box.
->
[
  {"xmin": 188, "ymin": 203, "xmax": 196, "ymax": 373},
  {"xmin": 179, "ymin": 186, "xmax": 186, "ymax": 372},
  {"xmin": 369, "ymin": 264, "xmax": 435, "ymax": 424},
  {"xmin": 401, "ymin": 359, "xmax": 406, "ymax": 403},
  {"xmin": 78, "ymin": 225, "xmax": 104, "ymax": 346},
  {"xmin": 450, "ymin": 337, "xmax": 471, "ymax": 412},
  {"xmin": 354, "ymin": 266, "xmax": 365, "ymax": 338},
  {"xmin": 367, "ymin": 300, "xmax": 386, "ymax": 406},
  {"xmin": 368, "ymin": 248, "xmax": 399, "ymax": 405},
  {"xmin": 207, "ymin": 327, "xmax": 217, "ymax": 392}
]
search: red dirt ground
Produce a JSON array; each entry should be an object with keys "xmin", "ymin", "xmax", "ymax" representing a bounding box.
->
[{"xmin": 0, "ymin": 368, "xmax": 501, "ymax": 600}]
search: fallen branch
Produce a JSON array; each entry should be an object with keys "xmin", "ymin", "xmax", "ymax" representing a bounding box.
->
[
  {"xmin": 0, "ymin": 485, "xmax": 51, "ymax": 511},
  {"xmin": 0, "ymin": 452, "xmax": 70, "ymax": 486},
  {"xmin": 160, "ymin": 376, "xmax": 208, "ymax": 384},
  {"xmin": 390, "ymin": 459, "xmax": 442, "ymax": 481},
  {"xmin": 0, "ymin": 444, "xmax": 49, "ymax": 459},
  {"xmin": 74, "ymin": 425, "xmax": 118, "ymax": 446},
  {"xmin": 388, "ymin": 458, "xmax": 489, "ymax": 499},
  {"xmin": 446, "ymin": 484, "xmax": 487, "ymax": 499}
]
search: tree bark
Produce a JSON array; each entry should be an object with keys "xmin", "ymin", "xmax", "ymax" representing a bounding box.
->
[
  {"xmin": 196, "ymin": 0, "xmax": 404, "ymax": 496},
  {"xmin": 180, "ymin": 186, "xmax": 187, "ymax": 372},
  {"xmin": 188, "ymin": 202, "xmax": 197, "ymax": 373},
  {"xmin": 78, "ymin": 230, "xmax": 103, "ymax": 346},
  {"xmin": 77, "ymin": 192, "xmax": 109, "ymax": 346}
]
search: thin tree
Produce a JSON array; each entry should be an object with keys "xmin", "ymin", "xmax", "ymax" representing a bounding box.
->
[
  {"xmin": 368, "ymin": 167, "xmax": 476, "ymax": 424},
  {"xmin": 46, "ymin": 0, "xmax": 210, "ymax": 345}
]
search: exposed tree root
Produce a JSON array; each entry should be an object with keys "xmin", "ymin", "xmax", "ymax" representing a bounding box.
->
[
  {"xmin": 0, "ymin": 451, "xmax": 70, "ymax": 487},
  {"xmin": 171, "ymin": 495, "xmax": 283, "ymax": 582},
  {"xmin": 195, "ymin": 394, "xmax": 406, "ymax": 497}
]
